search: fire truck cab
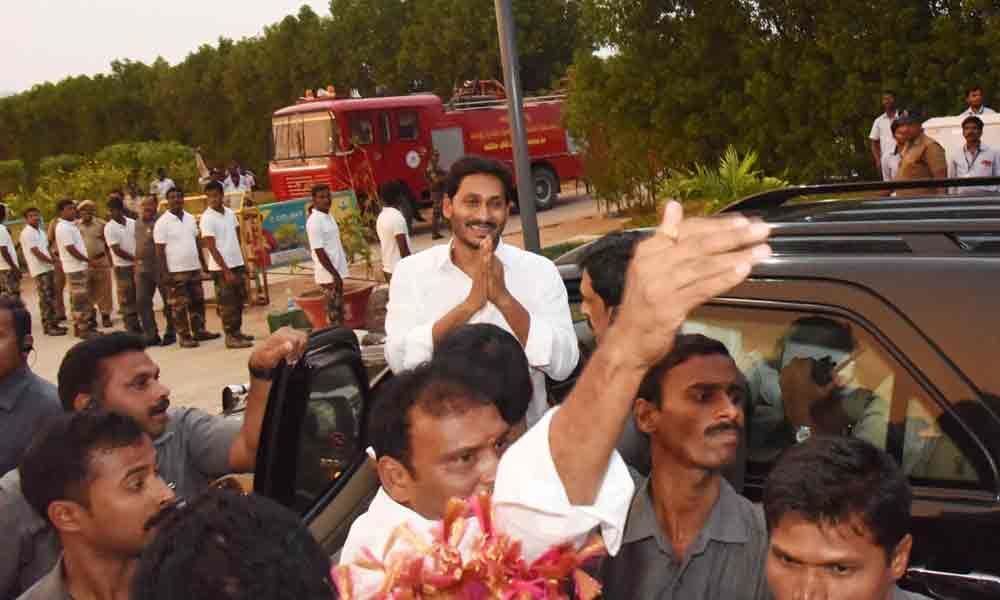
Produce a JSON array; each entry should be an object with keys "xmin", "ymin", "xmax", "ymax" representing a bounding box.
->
[{"xmin": 268, "ymin": 91, "xmax": 582, "ymax": 217}]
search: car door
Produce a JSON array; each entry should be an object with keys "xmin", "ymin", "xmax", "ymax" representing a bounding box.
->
[{"xmin": 253, "ymin": 327, "xmax": 383, "ymax": 556}]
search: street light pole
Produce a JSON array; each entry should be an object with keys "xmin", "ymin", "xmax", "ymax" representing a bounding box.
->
[{"xmin": 494, "ymin": 0, "xmax": 541, "ymax": 253}]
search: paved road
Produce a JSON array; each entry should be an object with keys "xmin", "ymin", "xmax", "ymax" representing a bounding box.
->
[{"xmin": 26, "ymin": 188, "xmax": 600, "ymax": 414}]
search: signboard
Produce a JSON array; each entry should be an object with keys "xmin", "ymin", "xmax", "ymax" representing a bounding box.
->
[{"xmin": 253, "ymin": 190, "xmax": 358, "ymax": 271}]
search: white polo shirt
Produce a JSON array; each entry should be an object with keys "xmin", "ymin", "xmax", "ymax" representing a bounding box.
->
[
  {"xmin": 55, "ymin": 219, "xmax": 89, "ymax": 274},
  {"xmin": 375, "ymin": 206, "xmax": 410, "ymax": 274},
  {"xmin": 960, "ymin": 106, "xmax": 996, "ymax": 117},
  {"xmin": 306, "ymin": 210, "xmax": 349, "ymax": 284},
  {"xmin": 223, "ymin": 173, "xmax": 253, "ymax": 194},
  {"xmin": 947, "ymin": 143, "xmax": 1000, "ymax": 194},
  {"xmin": 869, "ymin": 112, "xmax": 899, "ymax": 158},
  {"xmin": 153, "ymin": 210, "xmax": 201, "ymax": 273},
  {"xmin": 199, "ymin": 207, "xmax": 244, "ymax": 271},
  {"xmin": 104, "ymin": 217, "xmax": 137, "ymax": 267},
  {"xmin": 19, "ymin": 224, "xmax": 53, "ymax": 277},
  {"xmin": 0, "ymin": 225, "xmax": 16, "ymax": 272}
]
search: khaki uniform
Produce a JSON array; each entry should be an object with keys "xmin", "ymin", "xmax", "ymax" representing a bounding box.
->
[
  {"xmin": 896, "ymin": 133, "xmax": 948, "ymax": 197},
  {"xmin": 212, "ymin": 266, "xmax": 247, "ymax": 335},
  {"xmin": 426, "ymin": 163, "xmax": 447, "ymax": 236},
  {"xmin": 135, "ymin": 216, "xmax": 175, "ymax": 338},
  {"xmin": 45, "ymin": 220, "xmax": 66, "ymax": 320},
  {"xmin": 77, "ymin": 218, "xmax": 113, "ymax": 317}
]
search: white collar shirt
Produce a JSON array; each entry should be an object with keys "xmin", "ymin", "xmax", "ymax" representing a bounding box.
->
[
  {"xmin": 869, "ymin": 111, "xmax": 899, "ymax": 157},
  {"xmin": 375, "ymin": 207, "xmax": 409, "ymax": 274},
  {"xmin": 103, "ymin": 218, "xmax": 136, "ymax": 267},
  {"xmin": 947, "ymin": 143, "xmax": 1000, "ymax": 194},
  {"xmin": 338, "ymin": 408, "xmax": 634, "ymax": 599},
  {"xmin": 0, "ymin": 225, "xmax": 16, "ymax": 272},
  {"xmin": 960, "ymin": 106, "xmax": 996, "ymax": 117},
  {"xmin": 199, "ymin": 207, "xmax": 244, "ymax": 270},
  {"xmin": 19, "ymin": 225, "xmax": 52, "ymax": 277},
  {"xmin": 54, "ymin": 219, "xmax": 88, "ymax": 273},
  {"xmin": 306, "ymin": 210, "xmax": 349, "ymax": 283},
  {"xmin": 152, "ymin": 178, "xmax": 176, "ymax": 200},
  {"xmin": 385, "ymin": 241, "xmax": 580, "ymax": 426},
  {"xmin": 223, "ymin": 173, "xmax": 253, "ymax": 194},
  {"xmin": 153, "ymin": 211, "xmax": 201, "ymax": 273}
]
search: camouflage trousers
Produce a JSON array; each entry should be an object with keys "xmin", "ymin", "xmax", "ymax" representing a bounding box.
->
[
  {"xmin": 66, "ymin": 270, "xmax": 96, "ymax": 336},
  {"xmin": 211, "ymin": 266, "xmax": 246, "ymax": 335},
  {"xmin": 320, "ymin": 276, "xmax": 344, "ymax": 328},
  {"xmin": 168, "ymin": 270, "xmax": 207, "ymax": 339},
  {"xmin": 0, "ymin": 269, "xmax": 20, "ymax": 299},
  {"xmin": 34, "ymin": 271, "xmax": 60, "ymax": 330},
  {"xmin": 114, "ymin": 266, "xmax": 141, "ymax": 333}
]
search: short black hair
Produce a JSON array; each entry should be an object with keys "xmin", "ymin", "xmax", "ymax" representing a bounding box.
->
[
  {"xmin": 0, "ymin": 296, "xmax": 31, "ymax": 350},
  {"xmin": 379, "ymin": 180, "xmax": 406, "ymax": 207},
  {"xmin": 204, "ymin": 180, "xmax": 224, "ymax": 195},
  {"xmin": 434, "ymin": 324, "xmax": 531, "ymax": 425},
  {"xmin": 56, "ymin": 198, "xmax": 75, "ymax": 213},
  {"xmin": 107, "ymin": 196, "xmax": 125, "ymax": 212},
  {"xmin": 20, "ymin": 411, "xmax": 146, "ymax": 523},
  {"xmin": 637, "ymin": 333, "xmax": 733, "ymax": 407},
  {"xmin": 58, "ymin": 332, "xmax": 147, "ymax": 411},
  {"xmin": 764, "ymin": 436, "xmax": 912, "ymax": 558},
  {"xmin": 966, "ymin": 85, "xmax": 984, "ymax": 97},
  {"xmin": 882, "ymin": 90, "xmax": 896, "ymax": 98},
  {"xmin": 166, "ymin": 186, "xmax": 182, "ymax": 197},
  {"xmin": 578, "ymin": 231, "xmax": 650, "ymax": 308},
  {"xmin": 368, "ymin": 359, "xmax": 495, "ymax": 470},
  {"xmin": 962, "ymin": 115, "xmax": 985, "ymax": 131},
  {"xmin": 786, "ymin": 316, "xmax": 854, "ymax": 354},
  {"xmin": 132, "ymin": 488, "xmax": 332, "ymax": 600},
  {"xmin": 445, "ymin": 155, "xmax": 515, "ymax": 204},
  {"xmin": 310, "ymin": 184, "xmax": 331, "ymax": 198},
  {"xmin": 0, "ymin": 204, "xmax": 6, "ymax": 222},
  {"xmin": 890, "ymin": 119, "xmax": 902, "ymax": 133},
  {"xmin": 22, "ymin": 206, "xmax": 40, "ymax": 218}
]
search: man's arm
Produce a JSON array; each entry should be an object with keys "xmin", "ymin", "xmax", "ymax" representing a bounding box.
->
[
  {"xmin": 228, "ymin": 327, "xmax": 308, "ymax": 472},
  {"xmin": 196, "ymin": 236, "xmax": 209, "ymax": 273},
  {"xmin": 871, "ymin": 140, "xmax": 882, "ymax": 169},
  {"xmin": 64, "ymin": 244, "xmax": 89, "ymax": 264},
  {"xmin": 155, "ymin": 243, "xmax": 169, "ymax": 277},
  {"xmin": 0, "ymin": 248, "xmax": 19, "ymax": 276},
  {"xmin": 202, "ymin": 236, "xmax": 233, "ymax": 282},
  {"xmin": 927, "ymin": 142, "xmax": 948, "ymax": 193},
  {"xmin": 431, "ymin": 239, "xmax": 490, "ymax": 344},
  {"xmin": 110, "ymin": 243, "xmax": 135, "ymax": 262},
  {"xmin": 549, "ymin": 203, "xmax": 772, "ymax": 504},
  {"xmin": 313, "ymin": 248, "xmax": 343, "ymax": 286},
  {"xmin": 395, "ymin": 233, "xmax": 411, "ymax": 259},
  {"xmin": 31, "ymin": 247, "xmax": 54, "ymax": 265}
]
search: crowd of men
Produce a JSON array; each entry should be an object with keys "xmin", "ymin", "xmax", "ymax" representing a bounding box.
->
[
  {"xmin": 0, "ymin": 154, "xmax": 939, "ymax": 600},
  {"xmin": 870, "ymin": 85, "xmax": 1000, "ymax": 194},
  {"xmin": 0, "ymin": 179, "xmax": 256, "ymax": 350}
]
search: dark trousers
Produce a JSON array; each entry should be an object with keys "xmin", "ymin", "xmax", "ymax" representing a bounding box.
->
[{"xmin": 136, "ymin": 269, "xmax": 175, "ymax": 338}]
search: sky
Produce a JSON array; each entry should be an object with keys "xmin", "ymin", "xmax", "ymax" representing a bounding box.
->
[{"xmin": 1, "ymin": 0, "xmax": 332, "ymax": 95}]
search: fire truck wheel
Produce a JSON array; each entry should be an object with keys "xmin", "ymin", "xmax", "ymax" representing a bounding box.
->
[{"xmin": 532, "ymin": 167, "xmax": 559, "ymax": 211}]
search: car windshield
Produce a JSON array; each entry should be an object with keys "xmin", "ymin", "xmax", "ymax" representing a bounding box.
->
[{"xmin": 272, "ymin": 112, "xmax": 338, "ymax": 160}]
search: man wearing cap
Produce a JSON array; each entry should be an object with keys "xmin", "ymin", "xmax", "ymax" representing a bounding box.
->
[
  {"xmin": 76, "ymin": 200, "xmax": 114, "ymax": 329},
  {"xmin": 947, "ymin": 115, "xmax": 1000, "ymax": 195},
  {"xmin": 895, "ymin": 111, "xmax": 947, "ymax": 197}
]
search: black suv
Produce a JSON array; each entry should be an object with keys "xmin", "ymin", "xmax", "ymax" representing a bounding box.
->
[{"xmin": 252, "ymin": 179, "xmax": 1000, "ymax": 599}]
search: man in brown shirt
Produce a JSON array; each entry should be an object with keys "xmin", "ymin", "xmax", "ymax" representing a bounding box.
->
[
  {"xmin": 76, "ymin": 200, "xmax": 114, "ymax": 328},
  {"xmin": 135, "ymin": 196, "xmax": 176, "ymax": 346},
  {"xmin": 895, "ymin": 111, "xmax": 948, "ymax": 197},
  {"xmin": 45, "ymin": 218, "xmax": 67, "ymax": 322}
]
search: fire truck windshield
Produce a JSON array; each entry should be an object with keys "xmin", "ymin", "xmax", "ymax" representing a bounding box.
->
[{"xmin": 272, "ymin": 112, "xmax": 338, "ymax": 160}]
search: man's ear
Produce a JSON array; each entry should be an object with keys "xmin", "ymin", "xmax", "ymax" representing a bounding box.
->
[
  {"xmin": 634, "ymin": 397, "xmax": 660, "ymax": 435},
  {"xmin": 376, "ymin": 456, "xmax": 416, "ymax": 506},
  {"xmin": 889, "ymin": 534, "xmax": 913, "ymax": 581},
  {"xmin": 72, "ymin": 393, "xmax": 93, "ymax": 413},
  {"xmin": 442, "ymin": 196, "xmax": 454, "ymax": 220},
  {"xmin": 48, "ymin": 500, "xmax": 87, "ymax": 534}
]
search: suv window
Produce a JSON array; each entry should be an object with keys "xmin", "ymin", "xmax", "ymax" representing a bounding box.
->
[
  {"xmin": 350, "ymin": 116, "xmax": 374, "ymax": 145},
  {"xmin": 292, "ymin": 360, "xmax": 365, "ymax": 513},
  {"xmin": 398, "ymin": 111, "xmax": 419, "ymax": 140},
  {"xmin": 686, "ymin": 304, "xmax": 985, "ymax": 489}
]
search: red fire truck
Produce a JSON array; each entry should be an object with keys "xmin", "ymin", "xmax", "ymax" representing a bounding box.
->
[{"xmin": 267, "ymin": 87, "xmax": 583, "ymax": 216}]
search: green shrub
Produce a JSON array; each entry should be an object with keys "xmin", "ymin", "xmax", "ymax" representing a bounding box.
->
[
  {"xmin": 38, "ymin": 154, "xmax": 85, "ymax": 177},
  {"xmin": 0, "ymin": 160, "xmax": 25, "ymax": 197},
  {"xmin": 662, "ymin": 146, "xmax": 789, "ymax": 213}
]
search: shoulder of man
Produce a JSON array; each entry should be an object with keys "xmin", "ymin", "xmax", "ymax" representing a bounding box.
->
[
  {"xmin": 396, "ymin": 242, "xmax": 446, "ymax": 274},
  {"xmin": 500, "ymin": 243, "xmax": 559, "ymax": 274}
]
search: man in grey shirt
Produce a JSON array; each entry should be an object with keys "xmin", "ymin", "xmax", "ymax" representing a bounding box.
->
[
  {"xmin": 0, "ymin": 327, "xmax": 307, "ymax": 599},
  {"xmin": 596, "ymin": 334, "xmax": 770, "ymax": 600},
  {"xmin": 0, "ymin": 298, "xmax": 61, "ymax": 476},
  {"xmin": 764, "ymin": 436, "xmax": 933, "ymax": 600}
]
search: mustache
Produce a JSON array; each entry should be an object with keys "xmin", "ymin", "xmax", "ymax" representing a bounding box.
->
[
  {"xmin": 465, "ymin": 221, "xmax": 497, "ymax": 230},
  {"xmin": 144, "ymin": 499, "xmax": 185, "ymax": 531},
  {"xmin": 705, "ymin": 421, "xmax": 742, "ymax": 438},
  {"xmin": 149, "ymin": 398, "xmax": 170, "ymax": 417}
]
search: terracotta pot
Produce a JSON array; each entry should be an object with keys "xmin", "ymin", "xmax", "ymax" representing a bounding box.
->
[{"xmin": 296, "ymin": 279, "xmax": 377, "ymax": 330}]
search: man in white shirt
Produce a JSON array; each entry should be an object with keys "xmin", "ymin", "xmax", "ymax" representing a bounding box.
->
[
  {"xmin": 54, "ymin": 199, "xmax": 98, "ymax": 340},
  {"xmin": 0, "ymin": 204, "xmax": 21, "ymax": 300},
  {"xmin": 104, "ymin": 196, "xmax": 141, "ymax": 334},
  {"xmin": 200, "ymin": 181, "xmax": 252, "ymax": 349},
  {"xmin": 19, "ymin": 207, "xmax": 66, "ymax": 336},
  {"xmin": 149, "ymin": 168, "xmax": 175, "ymax": 201},
  {"xmin": 305, "ymin": 184, "xmax": 350, "ymax": 327},
  {"xmin": 153, "ymin": 187, "xmax": 220, "ymax": 348},
  {"xmin": 375, "ymin": 182, "xmax": 411, "ymax": 284},
  {"xmin": 338, "ymin": 201, "xmax": 773, "ymax": 597},
  {"xmin": 947, "ymin": 115, "xmax": 1000, "ymax": 195},
  {"xmin": 223, "ymin": 161, "xmax": 254, "ymax": 195},
  {"xmin": 870, "ymin": 91, "xmax": 900, "ymax": 176},
  {"xmin": 959, "ymin": 85, "xmax": 996, "ymax": 117},
  {"xmin": 385, "ymin": 156, "xmax": 578, "ymax": 425}
]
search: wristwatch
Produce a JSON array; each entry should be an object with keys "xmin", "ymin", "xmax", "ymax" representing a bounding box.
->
[
  {"xmin": 248, "ymin": 361, "xmax": 275, "ymax": 381},
  {"xmin": 795, "ymin": 425, "xmax": 812, "ymax": 444}
]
